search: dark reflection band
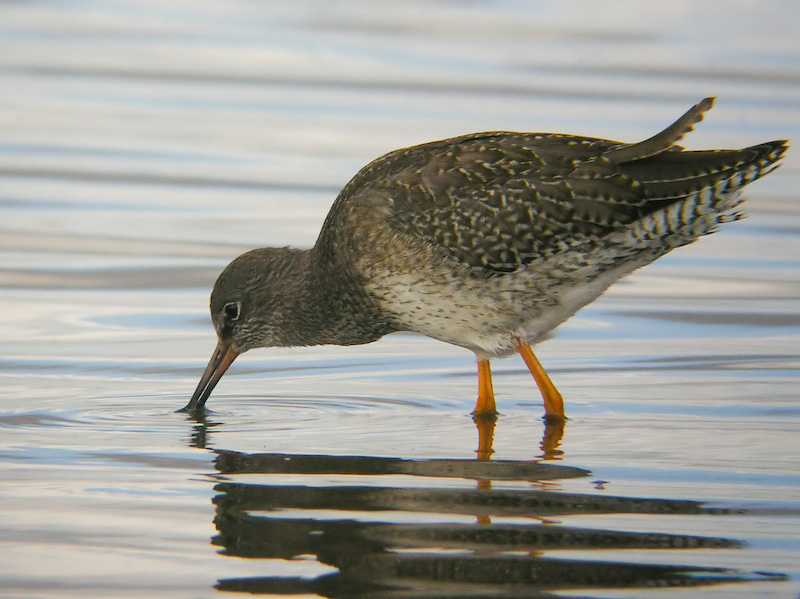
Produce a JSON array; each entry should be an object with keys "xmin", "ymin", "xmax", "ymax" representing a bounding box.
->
[{"xmin": 208, "ymin": 451, "xmax": 786, "ymax": 597}]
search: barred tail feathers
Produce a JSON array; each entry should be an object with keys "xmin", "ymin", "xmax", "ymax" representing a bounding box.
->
[{"xmin": 610, "ymin": 139, "xmax": 788, "ymax": 249}]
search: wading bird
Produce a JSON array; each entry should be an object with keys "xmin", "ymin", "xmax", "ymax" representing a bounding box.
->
[{"xmin": 185, "ymin": 98, "xmax": 787, "ymax": 424}]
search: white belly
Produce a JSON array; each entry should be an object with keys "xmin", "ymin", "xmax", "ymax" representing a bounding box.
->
[{"xmin": 365, "ymin": 250, "xmax": 649, "ymax": 359}]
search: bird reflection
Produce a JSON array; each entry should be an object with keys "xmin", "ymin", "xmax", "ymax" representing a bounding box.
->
[
  {"xmin": 185, "ymin": 402, "xmax": 564, "ymax": 459},
  {"xmin": 181, "ymin": 403, "xmax": 785, "ymax": 596},
  {"xmin": 199, "ymin": 446, "xmax": 785, "ymax": 597},
  {"xmin": 473, "ymin": 414, "xmax": 497, "ymax": 462},
  {"xmin": 471, "ymin": 414, "xmax": 564, "ymax": 520},
  {"xmin": 474, "ymin": 413, "xmax": 564, "ymax": 463}
]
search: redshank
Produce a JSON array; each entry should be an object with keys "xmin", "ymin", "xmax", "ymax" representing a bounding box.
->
[{"xmin": 185, "ymin": 98, "xmax": 787, "ymax": 421}]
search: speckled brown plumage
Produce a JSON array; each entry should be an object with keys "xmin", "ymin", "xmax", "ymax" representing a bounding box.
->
[{"xmin": 185, "ymin": 98, "xmax": 788, "ymax": 418}]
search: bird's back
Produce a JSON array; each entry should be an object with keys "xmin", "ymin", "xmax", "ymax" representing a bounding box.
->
[
  {"xmin": 314, "ymin": 99, "xmax": 787, "ymax": 355},
  {"xmin": 338, "ymin": 99, "xmax": 786, "ymax": 275}
]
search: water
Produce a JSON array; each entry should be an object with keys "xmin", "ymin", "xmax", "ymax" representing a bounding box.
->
[{"xmin": 1, "ymin": 1, "xmax": 800, "ymax": 597}]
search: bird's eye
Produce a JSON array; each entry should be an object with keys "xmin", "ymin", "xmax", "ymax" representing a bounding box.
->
[{"xmin": 223, "ymin": 301, "xmax": 241, "ymax": 321}]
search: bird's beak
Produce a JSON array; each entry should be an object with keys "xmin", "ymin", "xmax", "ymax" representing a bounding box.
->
[{"xmin": 182, "ymin": 339, "xmax": 239, "ymax": 412}]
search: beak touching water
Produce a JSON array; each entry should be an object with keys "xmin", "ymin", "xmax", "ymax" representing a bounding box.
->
[{"xmin": 182, "ymin": 339, "xmax": 239, "ymax": 412}]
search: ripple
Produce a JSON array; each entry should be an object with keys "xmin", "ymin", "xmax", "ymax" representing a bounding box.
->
[
  {"xmin": 0, "ymin": 412, "xmax": 75, "ymax": 428},
  {"xmin": 172, "ymin": 392, "xmax": 451, "ymax": 439},
  {"xmin": 0, "ymin": 392, "xmax": 443, "ymax": 442}
]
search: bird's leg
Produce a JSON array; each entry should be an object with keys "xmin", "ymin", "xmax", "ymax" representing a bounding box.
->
[
  {"xmin": 513, "ymin": 338, "xmax": 566, "ymax": 422},
  {"xmin": 473, "ymin": 359, "xmax": 498, "ymax": 461},
  {"xmin": 473, "ymin": 359, "xmax": 498, "ymax": 418}
]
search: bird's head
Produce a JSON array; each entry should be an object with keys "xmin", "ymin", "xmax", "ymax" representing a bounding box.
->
[{"xmin": 183, "ymin": 247, "xmax": 307, "ymax": 412}]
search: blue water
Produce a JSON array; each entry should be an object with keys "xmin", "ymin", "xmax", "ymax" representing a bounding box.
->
[{"xmin": 1, "ymin": 1, "xmax": 799, "ymax": 597}]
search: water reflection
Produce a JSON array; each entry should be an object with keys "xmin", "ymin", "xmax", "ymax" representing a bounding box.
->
[
  {"xmin": 185, "ymin": 414, "xmax": 787, "ymax": 596},
  {"xmin": 186, "ymin": 405, "xmax": 566, "ymax": 461}
]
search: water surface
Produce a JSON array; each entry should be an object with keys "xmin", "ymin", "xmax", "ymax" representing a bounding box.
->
[{"xmin": 1, "ymin": 1, "xmax": 799, "ymax": 597}]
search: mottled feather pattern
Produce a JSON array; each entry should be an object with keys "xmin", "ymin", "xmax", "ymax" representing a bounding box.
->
[
  {"xmin": 367, "ymin": 101, "xmax": 788, "ymax": 275},
  {"xmin": 308, "ymin": 98, "xmax": 787, "ymax": 357}
]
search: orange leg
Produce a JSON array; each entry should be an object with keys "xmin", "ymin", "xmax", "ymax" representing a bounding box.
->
[
  {"xmin": 473, "ymin": 359, "xmax": 497, "ymax": 417},
  {"xmin": 513, "ymin": 338, "xmax": 566, "ymax": 422}
]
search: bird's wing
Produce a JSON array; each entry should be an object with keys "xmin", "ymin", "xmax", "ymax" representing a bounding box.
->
[
  {"xmin": 376, "ymin": 131, "xmax": 636, "ymax": 273},
  {"xmin": 354, "ymin": 100, "xmax": 787, "ymax": 275}
]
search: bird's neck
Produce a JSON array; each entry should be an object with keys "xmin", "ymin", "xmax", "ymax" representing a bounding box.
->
[{"xmin": 280, "ymin": 248, "xmax": 394, "ymax": 347}]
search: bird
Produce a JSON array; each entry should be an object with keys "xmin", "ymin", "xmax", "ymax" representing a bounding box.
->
[{"xmin": 184, "ymin": 98, "xmax": 787, "ymax": 422}]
